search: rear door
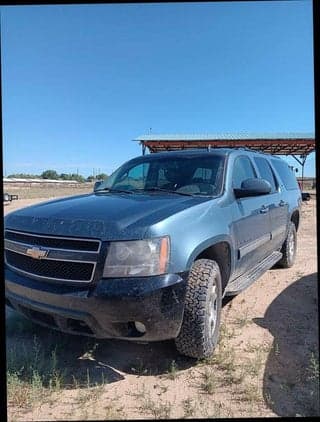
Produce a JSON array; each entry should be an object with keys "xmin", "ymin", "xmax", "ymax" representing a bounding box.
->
[
  {"xmin": 253, "ymin": 156, "xmax": 288, "ymax": 252},
  {"xmin": 230, "ymin": 155, "xmax": 273, "ymax": 279}
]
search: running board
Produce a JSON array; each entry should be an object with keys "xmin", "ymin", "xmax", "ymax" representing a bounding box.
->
[{"xmin": 224, "ymin": 251, "xmax": 282, "ymax": 296}]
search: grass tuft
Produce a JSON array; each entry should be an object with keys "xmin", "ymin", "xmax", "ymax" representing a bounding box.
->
[
  {"xmin": 201, "ymin": 368, "xmax": 218, "ymax": 394},
  {"xmin": 164, "ymin": 360, "xmax": 179, "ymax": 380},
  {"xmin": 139, "ymin": 393, "xmax": 172, "ymax": 419},
  {"xmin": 182, "ymin": 398, "xmax": 197, "ymax": 418},
  {"xmin": 233, "ymin": 309, "xmax": 252, "ymax": 328},
  {"xmin": 307, "ymin": 352, "xmax": 319, "ymax": 382}
]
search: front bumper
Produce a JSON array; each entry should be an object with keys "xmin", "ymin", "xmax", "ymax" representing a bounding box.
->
[{"xmin": 5, "ymin": 268, "xmax": 188, "ymax": 341}]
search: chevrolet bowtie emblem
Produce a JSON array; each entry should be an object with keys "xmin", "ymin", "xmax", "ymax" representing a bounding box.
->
[{"xmin": 26, "ymin": 247, "xmax": 49, "ymax": 260}]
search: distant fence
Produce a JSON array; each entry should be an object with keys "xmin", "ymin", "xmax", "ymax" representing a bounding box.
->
[
  {"xmin": 4, "ymin": 178, "xmax": 80, "ymax": 183},
  {"xmin": 3, "ymin": 179, "xmax": 93, "ymax": 189},
  {"xmin": 297, "ymin": 177, "xmax": 316, "ymax": 190}
]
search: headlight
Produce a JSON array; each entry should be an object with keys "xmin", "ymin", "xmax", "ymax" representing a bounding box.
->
[{"xmin": 103, "ymin": 236, "xmax": 170, "ymax": 277}]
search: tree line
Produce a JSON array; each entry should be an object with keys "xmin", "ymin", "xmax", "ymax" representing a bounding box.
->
[{"xmin": 6, "ymin": 170, "xmax": 108, "ymax": 183}]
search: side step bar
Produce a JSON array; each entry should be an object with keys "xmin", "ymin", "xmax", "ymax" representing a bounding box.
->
[{"xmin": 224, "ymin": 251, "xmax": 282, "ymax": 296}]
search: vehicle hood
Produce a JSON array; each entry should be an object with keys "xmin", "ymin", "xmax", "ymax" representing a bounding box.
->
[{"xmin": 5, "ymin": 192, "xmax": 210, "ymax": 240}]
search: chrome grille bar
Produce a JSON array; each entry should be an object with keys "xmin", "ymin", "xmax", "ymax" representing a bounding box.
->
[
  {"xmin": 4, "ymin": 230, "xmax": 101, "ymax": 283},
  {"xmin": 5, "ymin": 229, "xmax": 101, "ymax": 253}
]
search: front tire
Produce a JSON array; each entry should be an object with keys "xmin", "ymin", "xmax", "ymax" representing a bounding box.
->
[
  {"xmin": 278, "ymin": 222, "xmax": 297, "ymax": 268},
  {"xmin": 175, "ymin": 259, "xmax": 222, "ymax": 359}
]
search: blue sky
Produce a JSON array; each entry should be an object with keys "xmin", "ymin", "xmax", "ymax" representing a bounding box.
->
[{"xmin": 1, "ymin": 1, "xmax": 315, "ymax": 177}]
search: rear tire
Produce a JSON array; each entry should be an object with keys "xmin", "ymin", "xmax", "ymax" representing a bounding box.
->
[
  {"xmin": 175, "ymin": 259, "xmax": 222, "ymax": 359},
  {"xmin": 278, "ymin": 222, "xmax": 297, "ymax": 268}
]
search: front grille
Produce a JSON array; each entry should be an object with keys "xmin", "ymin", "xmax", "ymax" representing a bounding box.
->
[
  {"xmin": 4, "ymin": 230, "xmax": 101, "ymax": 283},
  {"xmin": 5, "ymin": 230, "xmax": 100, "ymax": 252},
  {"xmin": 6, "ymin": 250, "xmax": 94, "ymax": 281}
]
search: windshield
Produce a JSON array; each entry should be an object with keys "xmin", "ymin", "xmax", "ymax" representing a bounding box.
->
[{"xmin": 96, "ymin": 154, "xmax": 225, "ymax": 196}]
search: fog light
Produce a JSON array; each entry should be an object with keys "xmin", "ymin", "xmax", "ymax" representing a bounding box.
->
[{"xmin": 134, "ymin": 321, "xmax": 146, "ymax": 334}]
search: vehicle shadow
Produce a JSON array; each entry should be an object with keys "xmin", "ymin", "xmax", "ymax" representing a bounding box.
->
[
  {"xmin": 6, "ymin": 290, "xmax": 236, "ymax": 389},
  {"xmin": 6, "ymin": 307, "xmax": 196, "ymax": 388},
  {"xmin": 253, "ymin": 273, "xmax": 319, "ymax": 417}
]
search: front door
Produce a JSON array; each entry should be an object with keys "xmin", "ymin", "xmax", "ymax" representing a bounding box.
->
[{"xmin": 230, "ymin": 156, "xmax": 272, "ymax": 279}]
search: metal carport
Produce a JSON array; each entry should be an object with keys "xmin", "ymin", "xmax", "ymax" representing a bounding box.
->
[{"xmin": 133, "ymin": 132, "xmax": 315, "ymax": 190}]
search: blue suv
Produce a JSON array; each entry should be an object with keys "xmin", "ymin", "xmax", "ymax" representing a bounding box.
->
[{"xmin": 5, "ymin": 148, "xmax": 301, "ymax": 358}]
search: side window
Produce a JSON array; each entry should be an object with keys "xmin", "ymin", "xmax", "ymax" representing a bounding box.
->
[
  {"xmin": 271, "ymin": 159, "xmax": 299, "ymax": 190},
  {"xmin": 114, "ymin": 163, "xmax": 150, "ymax": 189},
  {"xmin": 254, "ymin": 157, "xmax": 278, "ymax": 193},
  {"xmin": 232, "ymin": 156, "xmax": 256, "ymax": 189}
]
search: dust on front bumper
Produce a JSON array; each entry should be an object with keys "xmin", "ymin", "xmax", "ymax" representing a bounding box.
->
[{"xmin": 5, "ymin": 268, "xmax": 188, "ymax": 341}]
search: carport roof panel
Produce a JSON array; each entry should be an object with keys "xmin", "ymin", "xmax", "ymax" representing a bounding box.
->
[{"xmin": 134, "ymin": 132, "xmax": 315, "ymax": 155}]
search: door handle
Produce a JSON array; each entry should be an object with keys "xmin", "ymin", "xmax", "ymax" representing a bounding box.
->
[
  {"xmin": 279, "ymin": 200, "xmax": 287, "ymax": 207},
  {"xmin": 260, "ymin": 205, "xmax": 269, "ymax": 214}
]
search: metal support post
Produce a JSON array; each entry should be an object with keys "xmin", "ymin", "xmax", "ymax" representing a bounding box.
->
[{"xmin": 292, "ymin": 154, "xmax": 308, "ymax": 190}]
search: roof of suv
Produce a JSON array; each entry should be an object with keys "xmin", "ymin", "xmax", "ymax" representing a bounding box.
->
[{"xmin": 136, "ymin": 148, "xmax": 283, "ymax": 160}]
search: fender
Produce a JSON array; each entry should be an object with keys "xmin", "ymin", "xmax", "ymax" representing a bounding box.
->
[
  {"xmin": 186, "ymin": 234, "xmax": 235, "ymax": 275},
  {"xmin": 288, "ymin": 206, "xmax": 301, "ymax": 233}
]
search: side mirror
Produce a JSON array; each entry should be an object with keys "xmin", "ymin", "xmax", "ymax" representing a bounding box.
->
[
  {"xmin": 234, "ymin": 178, "xmax": 271, "ymax": 198},
  {"xmin": 93, "ymin": 180, "xmax": 103, "ymax": 191}
]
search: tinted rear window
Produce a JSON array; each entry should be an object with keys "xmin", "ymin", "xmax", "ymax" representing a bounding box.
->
[
  {"xmin": 254, "ymin": 157, "xmax": 278, "ymax": 193},
  {"xmin": 271, "ymin": 159, "xmax": 299, "ymax": 190}
]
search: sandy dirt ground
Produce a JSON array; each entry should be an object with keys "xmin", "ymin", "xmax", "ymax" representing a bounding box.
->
[{"xmin": 5, "ymin": 193, "xmax": 319, "ymax": 420}]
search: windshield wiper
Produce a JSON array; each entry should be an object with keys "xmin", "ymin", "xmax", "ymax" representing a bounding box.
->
[
  {"xmin": 96, "ymin": 188, "xmax": 133, "ymax": 194},
  {"xmin": 132, "ymin": 187, "xmax": 195, "ymax": 197}
]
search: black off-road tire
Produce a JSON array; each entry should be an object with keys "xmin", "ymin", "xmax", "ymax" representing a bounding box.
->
[
  {"xmin": 278, "ymin": 222, "xmax": 297, "ymax": 268},
  {"xmin": 175, "ymin": 259, "xmax": 222, "ymax": 359}
]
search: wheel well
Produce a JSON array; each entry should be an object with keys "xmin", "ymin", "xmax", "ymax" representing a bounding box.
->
[
  {"xmin": 196, "ymin": 241, "xmax": 231, "ymax": 293},
  {"xmin": 291, "ymin": 210, "xmax": 300, "ymax": 231}
]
